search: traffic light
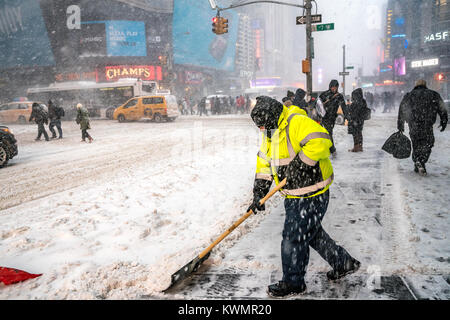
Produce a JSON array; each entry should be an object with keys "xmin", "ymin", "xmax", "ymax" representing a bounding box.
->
[
  {"xmin": 212, "ymin": 17, "xmax": 219, "ymax": 34},
  {"xmin": 212, "ymin": 16, "xmax": 228, "ymax": 35},
  {"xmin": 436, "ymin": 72, "xmax": 447, "ymax": 81},
  {"xmin": 158, "ymin": 55, "xmax": 167, "ymax": 65},
  {"xmin": 221, "ymin": 17, "xmax": 228, "ymax": 34}
]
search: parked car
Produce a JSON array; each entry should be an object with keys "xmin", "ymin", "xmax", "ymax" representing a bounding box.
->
[
  {"xmin": 0, "ymin": 101, "xmax": 47, "ymax": 124},
  {"xmin": 0, "ymin": 126, "xmax": 18, "ymax": 168},
  {"xmin": 113, "ymin": 94, "xmax": 179, "ymax": 123}
]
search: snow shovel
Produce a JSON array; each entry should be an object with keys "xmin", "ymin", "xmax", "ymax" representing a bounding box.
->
[{"xmin": 163, "ymin": 178, "xmax": 287, "ymax": 292}]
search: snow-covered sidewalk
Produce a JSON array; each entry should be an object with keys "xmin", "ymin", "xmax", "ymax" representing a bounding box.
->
[{"xmin": 0, "ymin": 113, "xmax": 449, "ymax": 299}]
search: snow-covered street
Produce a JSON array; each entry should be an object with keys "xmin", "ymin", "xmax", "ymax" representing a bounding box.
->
[{"xmin": 1, "ymin": 112, "xmax": 449, "ymax": 299}]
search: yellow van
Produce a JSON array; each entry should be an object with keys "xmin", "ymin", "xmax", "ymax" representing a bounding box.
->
[
  {"xmin": 113, "ymin": 95, "xmax": 179, "ymax": 123},
  {"xmin": 0, "ymin": 101, "xmax": 46, "ymax": 124}
]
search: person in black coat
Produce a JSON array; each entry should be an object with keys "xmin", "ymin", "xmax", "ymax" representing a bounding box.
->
[
  {"xmin": 319, "ymin": 80, "xmax": 347, "ymax": 157},
  {"xmin": 397, "ymin": 79, "xmax": 448, "ymax": 176},
  {"xmin": 29, "ymin": 103, "xmax": 49, "ymax": 141},
  {"xmin": 346, "ymin": 88, "xmax": 369, "ymax": 152},
  {"xmin": 48, "ymin": 100, "xmax": 64, "ymax": 139}
]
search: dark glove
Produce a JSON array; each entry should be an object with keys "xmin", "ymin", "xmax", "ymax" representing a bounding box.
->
[
  {"xmin": 439, "ymin": 120, "xmax": 447, "ymax": 132},
  {"xmin": 247, "ymin": 179, "xmax": 271, "ymax": 214},
  {"xmin": 247, "ymin": 198, "xmax": 265, "ymax": 214}
]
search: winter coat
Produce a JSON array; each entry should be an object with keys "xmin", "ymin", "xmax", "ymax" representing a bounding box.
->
[
  {"xmin": 76, "ymin": 107, "xmax": 91, "ymax": 130},
  {"xmin": 251, "ymin": 96, "xmax": 334, "ymax": 199},
  {"xmin": 319, "ymin": 81, "xmax": 347, "ymax": 127},
  {"xmin": 397, "ymin": 85, "xmax": 448, "ymax": 133},
  {"xmin": 29, "ymin": 104, "xmax": 48, "ymax": 124},
  {"xmin": 347, "ymin": 88, "xmax": 369, "ymax": 134},
  {"xmin": 48, "ymin": 102, "xmax": 65, "ymax": 120}
]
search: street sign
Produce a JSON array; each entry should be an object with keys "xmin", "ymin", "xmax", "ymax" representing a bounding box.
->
[
  {"xmin": 311, "ymin": 37, "xmax": 315, "ymax": 59},
  {"xmin": 312, "ymin": 23, "xmax": 335, "ymax": 32},
  {"xmin": 339, "ymin": 71, "xmax": 350, "ymax": 76},
  {"xmin": 296, "ymin": 14, "xmax": 322, "ymax": 25},
  {"xmin": 346, "ymin": 66, "xmax": 354, "ymax": 70}
]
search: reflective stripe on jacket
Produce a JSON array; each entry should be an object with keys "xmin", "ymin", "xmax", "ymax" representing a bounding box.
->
[{"xmin": 255, "ymin": 106, "xmax": 334, "ymax": 198}]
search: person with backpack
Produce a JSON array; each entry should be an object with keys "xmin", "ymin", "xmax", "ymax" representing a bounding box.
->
[
  {"xmin": 29, "ymin": 102, "xmax": 49, "ymax": 141},
  {"xmin": 75, "ymin": 103, "xmax": 93, "ymax": 143},
  {"xmin": 48, "ymin": 100, "xmax": 64, "ymax": 139},
  {"xmin": 346, "ymin": 88, "xmax": 371, "ymax": 152}
]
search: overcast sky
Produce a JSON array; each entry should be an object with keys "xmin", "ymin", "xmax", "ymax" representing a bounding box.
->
[{"xmin": 292, "ymin": 0, "xmax": 388, "ymax": 91}]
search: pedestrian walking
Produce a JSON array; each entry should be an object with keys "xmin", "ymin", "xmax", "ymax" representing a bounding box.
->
[
  {"xmin": 245, "ymin": 95, "xmax": 251, "ymax": 113},
  {"xmin": 397, "ymin": 79, "xmax": 448, "ymax": 176},
  {"xmin": 75, "ymin": 103, "xmax": 93, "ymax": 143},
  {"xmin": 48, "ymin": 100, "xmax": 64, "ymax": 139},
  {"xmin": 346, "ymin": 88, "xmax": 371, "ymax": 152},
  {"xmin": 248, "ymin": 96, "xmax": 360, "ymax": 297},
  {"xmin": 29, "ymin": 102, "xmax": 49, "ymax": 141},
  {"xmin": 319, "ymin": 80, "xmax": 347, "ymax": 158},
  {"xmin": 198, "ymin": 97, "xmax": 207, "ymax": 116}
]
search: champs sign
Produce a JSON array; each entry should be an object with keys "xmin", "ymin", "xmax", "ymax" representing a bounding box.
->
[{"xmin": 105, "ymin": 65, "xmax": 162, "ymax": 81}]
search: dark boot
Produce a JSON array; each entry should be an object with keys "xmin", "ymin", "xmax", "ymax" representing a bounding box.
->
[
  {"xmin": 327, "ymin": 259, "xmax": 361, "ymax": 281},
  {"xmin": 415, "ymin": 162, "xmax": 427, "ymax": 176},
  {"xmin": 267, "ymin": 281, "xmax": 306, "ymax": 297},
  {"xmin": 348, "ymin": 144, "xmax": 358, "ymax": 152}
]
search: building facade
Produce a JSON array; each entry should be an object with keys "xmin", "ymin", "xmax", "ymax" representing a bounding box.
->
[{"xmin": 380, "ymin": 0, "xmax": 450, "ymax": 99}]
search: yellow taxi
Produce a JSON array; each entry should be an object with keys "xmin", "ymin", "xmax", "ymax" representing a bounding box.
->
[
  {"xmin": 0, "ymin": 101, "xmax": 45, "ymax": 124},
  {"xmin": 113, "ymin": 95, "xmax": 179, "ymax": 123}
]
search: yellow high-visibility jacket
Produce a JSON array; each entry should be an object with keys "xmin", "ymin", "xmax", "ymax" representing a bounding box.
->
[
  {"xmin": 255, "ymin": 106, "xmax": 334, "ymax": 198},
  {"xmin": 288, "ymin": 105, "xmax": 307, "ymax": 116}
]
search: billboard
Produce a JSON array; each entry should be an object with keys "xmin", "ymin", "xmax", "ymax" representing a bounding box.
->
[
  {"xmin": 79, "ymin": 20, "xmax": 147, "ymax": 57},
  {"xmin": 39, "ymin": 0, "xmax": 171, "ymax": 67},
  {"xmin": 172, "ymin": 0, "xmax": 238, "ymax": 71},
  {"xmin": 394, "ymin": 56, "xmax": 406, "ymax": 76},
  {"xmin": 0, "ymin": 0, "xmax": 55, "ymax": 69}
]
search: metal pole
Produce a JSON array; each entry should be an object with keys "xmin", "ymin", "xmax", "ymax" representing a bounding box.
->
[
  {"xmin": 305, "ymin": 0, "xmax": 313, "ymax": 96},
  {"xmin": 342, "ymin": 44, "xmax": 346, "ymax": 97}
]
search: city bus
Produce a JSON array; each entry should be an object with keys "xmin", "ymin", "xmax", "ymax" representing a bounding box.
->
[{"xmin": 26, "ymin": 79, "xmax": 157, "ymax": 120}]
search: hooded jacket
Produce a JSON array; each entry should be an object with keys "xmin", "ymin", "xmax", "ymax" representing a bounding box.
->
[
  {"xmin": 251, "ymin": 96, "xmax": 334, "ymax": 200},
  {"xmin": 319, "ymin": 80, "xmax": 346, "ymax": 127},
  {"xmin": 347, "ymin": 88, "xmax": 368, "ymax": 133}
]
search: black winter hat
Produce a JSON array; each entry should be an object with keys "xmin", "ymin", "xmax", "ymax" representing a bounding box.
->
[
  {"xmin": 251, "ymin": 96, "xmax": 284, "ymax": 131},
  {"xmin": 329, "ymin": 79, "xmax": 339, "ymax": 89},
  {"xmin": 292, "ymin": 88, "xmax": 306, "ymax": 107}
]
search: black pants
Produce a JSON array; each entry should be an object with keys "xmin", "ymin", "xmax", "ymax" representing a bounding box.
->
[
  {"xmin": 49, "ymin": 119, "xmax": 62, "ymax": 138},
  {"xmin": 352, "ymin": 129, "xmax": 363, "ymax": 146},
  {"xmin": 322, "ymin": 122, "xmax": 336, "ymax": 153},
  {"xmin": 37, "ymin": 123, "xmax": 49, "ymax": 140},
  {"xmin": 410, "ymin": 129, "xmax": 434, "ymax": 166},
  {"xmin": 281, "ymin": 190, "xmax": 354, "ymax": 286},
  {"xmin": 81, "ymin": 129, "xmax": 92, "ymax": 141}
]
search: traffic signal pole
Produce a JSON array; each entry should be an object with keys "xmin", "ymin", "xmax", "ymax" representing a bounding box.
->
[
  {"xmin": 305, "ymin": 0, "xmax": 313, "ymax": 97},
  {"xmin": 342, "ymin": 45, "xmax": 346, "ymax": 97}
]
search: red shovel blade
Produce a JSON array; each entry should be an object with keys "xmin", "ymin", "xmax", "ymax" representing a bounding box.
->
[{"xmin": 0, "ymin": 267, "xmax": 42, "ymax": 285}]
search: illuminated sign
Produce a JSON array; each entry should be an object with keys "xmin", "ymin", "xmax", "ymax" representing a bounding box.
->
[
  {"xmin": 424, "ymin": 31, "xmax": 449, "ymax": 44},
  {"xmin": 105, "ymin": 65, "xmax": 162, "ymax": 81},
  {"xmin": 411, "ymin": 58, "xmax": 439, "ymax": 68}
]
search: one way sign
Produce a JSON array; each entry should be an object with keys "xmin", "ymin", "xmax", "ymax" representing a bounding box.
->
[{"xmin": 296, "ymin": 14, "xmax": 322, "ymax": 25}]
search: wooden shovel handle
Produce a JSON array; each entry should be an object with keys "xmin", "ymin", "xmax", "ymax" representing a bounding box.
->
[{"xmin": 198, "ymin": 178, "xmax": 286, "ymax": 259}]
